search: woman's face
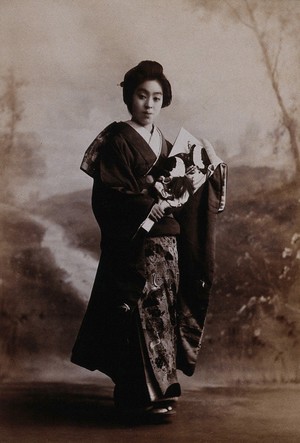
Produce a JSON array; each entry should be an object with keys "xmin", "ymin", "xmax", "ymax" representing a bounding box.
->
[{"xmin": 131, "ymin": 80, "xmax": 163, "ymax": 130}]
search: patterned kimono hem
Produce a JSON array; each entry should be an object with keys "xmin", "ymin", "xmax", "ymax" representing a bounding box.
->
[{"xmin": 137, "ymin": 236, "xmax": 181, "ymax": 399}]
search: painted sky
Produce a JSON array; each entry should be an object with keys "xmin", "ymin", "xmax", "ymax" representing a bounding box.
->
[{"xmin": 1, "ymin": 0, "xmax": 299, "ymax": 200}]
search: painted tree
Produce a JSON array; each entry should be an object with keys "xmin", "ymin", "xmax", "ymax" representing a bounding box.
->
[
  {"xmin": 188, "ymin": 0, "xmax": 300, "ymax": 174},
  {"xmin": 0, "ymin": 68, "xmax": 44, "ymax": 201},
  {"xmin": 0, "ymin": 68, "xmax": 25, "ymax": 164}
]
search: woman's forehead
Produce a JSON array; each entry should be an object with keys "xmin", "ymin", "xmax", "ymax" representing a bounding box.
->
[{"xmin": 136, "ymin": 80, "xmax": 163, "ymax": 94}]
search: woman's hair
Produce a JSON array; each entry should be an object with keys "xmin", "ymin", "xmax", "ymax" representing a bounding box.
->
[{"xmin": 120, "ymin": 60, "xmax": 172, "ymax": 112}]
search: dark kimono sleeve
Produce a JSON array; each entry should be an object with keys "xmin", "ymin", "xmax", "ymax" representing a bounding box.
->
[{"xmin": 92, "ymin": 135, "xmax": 155, "ymax": 241}]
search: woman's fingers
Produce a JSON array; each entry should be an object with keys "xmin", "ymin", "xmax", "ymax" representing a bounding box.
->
[{"xmin": 149, "ymin": 203, "xmax": 165, "ymax": 222}]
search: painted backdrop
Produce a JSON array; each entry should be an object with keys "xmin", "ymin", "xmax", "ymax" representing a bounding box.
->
[{"xmin": 0, "ymin": 0, "xmax": 299, "ymax": 385}]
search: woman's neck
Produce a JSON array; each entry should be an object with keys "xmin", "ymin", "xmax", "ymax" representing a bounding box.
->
[{"xmin": 130, "ymin": 118, "xmax": 153, "ymax": 133}]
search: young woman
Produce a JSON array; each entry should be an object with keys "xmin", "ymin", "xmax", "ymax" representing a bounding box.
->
[{"xmin": 71, "ymin": 60, "xmax": 227, "ymax": 420}]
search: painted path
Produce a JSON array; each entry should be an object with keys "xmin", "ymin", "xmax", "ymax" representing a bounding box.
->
[{"xmin": 33, "ymin": 215, "xmax": 98, "ymax": 301}]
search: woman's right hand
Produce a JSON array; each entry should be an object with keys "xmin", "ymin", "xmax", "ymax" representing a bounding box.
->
[{"xmin": 149, "ymin": 202, "xmax": 168, "ymax": 222}]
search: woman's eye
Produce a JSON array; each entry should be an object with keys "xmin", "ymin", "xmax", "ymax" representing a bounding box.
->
[
  {"xmin": 138, "ymin": 94, "xmax": 146, "ymax": 99},
  {"xmin": 154, "ymin": 97, "xmax": 161, "ymax": 102}
]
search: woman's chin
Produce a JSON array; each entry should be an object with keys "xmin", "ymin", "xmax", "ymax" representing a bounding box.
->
[{"xmin": 135, "ymin": 117, "xmax": 154, "ymax": 128}]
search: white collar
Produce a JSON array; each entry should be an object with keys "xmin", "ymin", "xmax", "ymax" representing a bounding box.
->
[
  {"xmin": 125, "ymin": 120, "xmax": 153, "ymax": 142},
  {"xmin": 125, "ymin": 120, "xmax": 161, "ymax": 157}
]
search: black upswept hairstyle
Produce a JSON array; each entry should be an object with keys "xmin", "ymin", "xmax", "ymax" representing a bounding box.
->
[{"xmin": 120, "ymin": 60, "xmax": 172, "ymax": 113}]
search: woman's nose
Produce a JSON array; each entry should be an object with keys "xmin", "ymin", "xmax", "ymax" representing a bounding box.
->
[{"xmin": 145, "ymin": 98, "xmax": 153, "ymax": 108}]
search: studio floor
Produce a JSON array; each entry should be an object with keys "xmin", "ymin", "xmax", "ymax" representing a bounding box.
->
[{"xmin": 1, "ymin": 380, "xmax": 299, "ymax": 443}]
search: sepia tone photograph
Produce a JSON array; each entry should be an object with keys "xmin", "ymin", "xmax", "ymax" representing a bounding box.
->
[{"xmin": 1, "ymin": 0, "xmax": 300, "ymax": 441}]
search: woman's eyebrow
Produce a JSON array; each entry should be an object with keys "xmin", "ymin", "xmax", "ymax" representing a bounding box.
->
[{"xmin": 137, "ymin": 88, "xmax": 163, "ymax": 95}]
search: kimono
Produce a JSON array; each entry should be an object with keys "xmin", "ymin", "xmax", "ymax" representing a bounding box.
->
[{"xmin": 71, "ymin": 121, "xmax": 227, "ymax": 406}]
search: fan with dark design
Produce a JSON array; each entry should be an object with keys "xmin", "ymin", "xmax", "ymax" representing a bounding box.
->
[
  {"xmin": 154, "ymin": 156, "xmax": 194, "ymax": 205},
  {"xmin": 176, "ymin": 143, "xmax": 210, "ymax": 174}
]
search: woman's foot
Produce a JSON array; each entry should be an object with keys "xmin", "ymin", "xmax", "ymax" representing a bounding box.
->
[
  {"xmin": 153, "ymin": 397, "xmax": 179, "ymax": 407},
  {"xmin": 115, "ymin": 403, "xmax": 176, "ymax": 423},
  {"xmin": 147, "ymin": 404, "xmax": 176, "ymax": 417}
]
